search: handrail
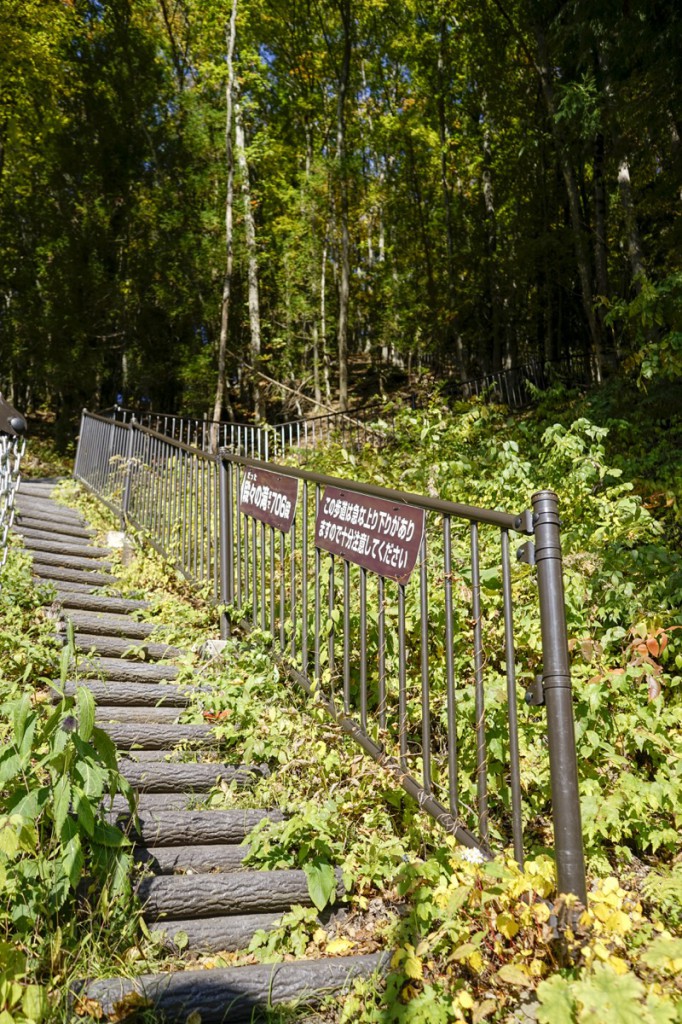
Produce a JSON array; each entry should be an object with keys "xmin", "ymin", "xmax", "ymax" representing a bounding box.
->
[{"xmin": 73, "ymin": 410, "xmax": 587, "ymax": 902}]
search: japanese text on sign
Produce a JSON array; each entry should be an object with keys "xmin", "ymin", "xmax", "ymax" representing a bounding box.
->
[
  {"xmin": 239, "ymin": 466, "xmax": 299, "ymax": 534},
  {"xmin": 315, "ymin": 486, "xmax": 425, "ymax": 583}
]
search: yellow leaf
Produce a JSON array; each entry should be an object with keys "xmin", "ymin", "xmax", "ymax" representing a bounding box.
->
[
  {"xmin": 403, "ymin": 954, "xmax": 423, "ymax": 981},
  {"xmin": 458, "ymin": 991, "xmax": 474, "ymax": 1009},
  {"xmin": 326, "ymin": 937, "xmax": 354, "ymax": 955},
  {"xmin": 391, "ymin": 949, "xmax": 405, "ymax": 969},
  {"xmin": 497, "ymin": 964, "xmax": 531, "ymax": 987},
  {"xmin": 469, "ymin": 951, "xmax": 484, "ymax": 973},
  {"xmin": 312, "ymin": 928, "xmax": 327, "ymax": 946},
  {"xmin": 608, "ymin": 956, "xmax": 629, "ymax": 975},
  {"xmin": 604, "ymin": 910, "xmax": 631, "ymax": 935},
  {"xmin": 496, "ymin": 912, "xmax": 520, "ymax": 939},
  {"xmin": 593, "ymin": 903, "xmax": 611, "ymax": 923},
  {"xmin": 593, "ymin": 942, "xmax": 611, "ymax": 961}
]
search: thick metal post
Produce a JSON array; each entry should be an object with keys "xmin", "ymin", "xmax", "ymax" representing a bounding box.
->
[
  {"xmin": 533, "ymin": 490, "xmax": 587, "ymax": 904},
  {"xmin": 120, "ymin": 420, "xmax": 136, "ymax": 528},
  {"xmin": 218, "ymin": 455, "xmax": 232, "ymax": 639}
]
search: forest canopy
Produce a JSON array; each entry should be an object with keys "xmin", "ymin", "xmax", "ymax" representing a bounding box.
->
[{"xmin": 0, "ymin": 0, "xmax": 680, "ymax": 426}]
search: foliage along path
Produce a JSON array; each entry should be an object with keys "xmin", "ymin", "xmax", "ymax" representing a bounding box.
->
[{"xmin": 13, "ymin": 478, "xmax": 386, "ymax": 1021}]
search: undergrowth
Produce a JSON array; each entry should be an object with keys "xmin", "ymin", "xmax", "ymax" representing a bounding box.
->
[{"xmin": 1, "ymin": 379, "xmax": 681, "ymax": 1022}]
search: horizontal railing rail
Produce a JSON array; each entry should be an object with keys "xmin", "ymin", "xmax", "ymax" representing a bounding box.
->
[
  {"xmin": 74, "ymin": 410, "xmax": 587, "ymax": 902},
  {"xmin": 106, "ymin": 402, "xmax": 392, "ymax": 458}
]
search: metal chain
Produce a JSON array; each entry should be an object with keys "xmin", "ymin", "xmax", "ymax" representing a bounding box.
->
[{"xmin": 0, "ymin": 434, "xmax": 26, "ymax": 577}]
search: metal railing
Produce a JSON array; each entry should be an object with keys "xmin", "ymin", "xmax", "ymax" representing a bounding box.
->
[
  {"xmin": 456, "ymin": 356, "xmax": 591, "ymax": 407},
  {"xmin": 106, "ymin": 403, "xmax": 391, "ymax": 458},
  {"xmin": 74, "ymin": 410, "xmax": 587, "ymax": 902}
]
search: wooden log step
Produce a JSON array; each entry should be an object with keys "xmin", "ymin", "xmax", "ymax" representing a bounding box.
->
[
  {"xmin": 77, "ymin": 954, "xmax": 387, "ymax": 1023},
  {"xmin": 30, "ymin": 550, "xmax": 113, "ymax": 571},
  {"xmin": 46, "ymin": 580, "xmax": 100, "ymax": 595},
  {"xmin": 73, "ymin": 632, "xmax": 183, "ymax": 661},
  {"xmin": 32, "ymin": 563, "xmax": 116, "ymax": 586},
  {"xmin": 58, "ymin": 610, "xmax": 157, "ymax": 639},
  {"xmin": 15, "ymin": 524, "xmax": 100, "ymax": 546},
  {"xmin": 135, "ymin": 844, "xmax": 251, "ymax": 875},
  {"xmin": 119, "ymin": 760, "xmax": 255, "ymax": 792},
  {"xmin": 19, "ymin": 537, "xmax": 111, "ymax": 559},
  {"xmin": 95, "ymin": 706, "xmax": 184, "ymax": 726},
  {"xmin": 55, "ymin": 592, "xmax": 150, "ymax": 613},
  {"xmin": 15, "ymin": 499, "xmax": 85, "ymax": 523},
  {"xmin": 16, "ymin": 516, "xmax": 95, "ymax": 540},
  {"xmin": 74, "ymin": 657, "xmax": 179, "ymax": 683},
  {"xmin": 138, "ymin": 869, "xmax": 338, "ymax": 920},
  {"xmin": 152, "ymin": 912, "xmax": 281, "ymax": 951},
  {"xmin": 101, "ymin": 723, "xmax": 213, "ymax": 749},
  {"xmin": 19, "ymin": 479, "xmax": 62, "ymax": 493},
  {"xmin": 59, "ymin": 680, "xmax": 190, "ymax": 707},
  {"xmin": 108, "ymin": 793, "xmax": 208, "ymax": 814},
  {"xmin": 111, "ymin": 809, "xmax": 284, "ymax": 847}
]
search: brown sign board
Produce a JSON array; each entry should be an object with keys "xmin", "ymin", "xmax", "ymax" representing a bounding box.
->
[
  {"xmin": 315, "ymin": 486, "xmax": 425, "ymax": 584},
  {"xmin": 239, "ymin": 466, "xmax": 299, "ymax": 534}
]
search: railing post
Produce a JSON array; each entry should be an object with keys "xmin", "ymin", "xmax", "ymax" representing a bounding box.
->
[
  {"xmin": 73, "ymin": 409, "xmax": 87, "ymax": 480},
  {"xmin": 218, "ymin": 454, "xmax": 232, "ymax": 639},
  {"xmin": 532, "ymin": 489, "xmax": 587, "ymax": 905},
  {"xmin": 121, "ymin": 419, "xmax": 136, "ymax": 529}
]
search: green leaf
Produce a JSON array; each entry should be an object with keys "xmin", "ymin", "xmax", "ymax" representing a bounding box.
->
[
  {"xmin": 572, "ymin": 965, "xmax": 645, "ymax": 1024},
  {"xmin": 74, "ymin": 787, "xmax": 95, "ymax": 838},
  {"xmin": 537, "ymin": 975, "xmax": 576, "ymax": 1023},
  {"xmin": 91, "ymin": 727, "xmax": 118, "ymax": 769},
  {"xmin": 12, "ymin": 696, "xmax": 30, "ymax": 748},
  {"xmin": 61, "ymin": 832, "xmax": 83, "ymax": 888},
  {"xmin": 21, "ymin": 984, "xmax": 48, "ymax": 1023},
  {"xmin": 304, "ymin": 860, "xmax": 336, "ymax": 912},
  {"xmin": 76, "ymin": 686, "xmax": 95, "ymax": 742},
  {"xmin": 52, "ymin": 776, "xmax": 71, "ymax": 836}
]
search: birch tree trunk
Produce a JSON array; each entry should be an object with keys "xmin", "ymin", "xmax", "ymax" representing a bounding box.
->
[
  {"xmin": 211, "ymin": 0, "xmax": 237, "ymax": 453},
  {"xmin": 335, "ymin": 0, "xmax": 352, "ymax": 410},
  {"xmin": 617, "ymin": 158, "xmax": 646, "ymax": 283},
  {"xmin": 235, "ymin": 94, "xmax": 263, "ymax": 420}
]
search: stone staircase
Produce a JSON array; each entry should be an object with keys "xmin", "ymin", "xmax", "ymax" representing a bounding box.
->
[{"xmin": 14, "ymin": 479, "xmax": 385, "ymax": 1021}]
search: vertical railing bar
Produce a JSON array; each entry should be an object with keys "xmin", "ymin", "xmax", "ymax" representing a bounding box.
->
[
  {"xmin": 269, "ymin": 524, "xmax": 276, "ymax": 640},
  {"xmin": 290, "ymin": 510, "xmax": 297, "ymax": 660},
  {"xmin": 419, "ymin": 534, "xmax": 431, "ymax": 794},
  {"xmin": 378, "ymin": 575, "xmax": 386, "ymax": 730},
  {"xmin": 360, "ymin": 566, "xmax": 368, "ymax": 731},
  {"xmin": 328, "ymin": 554, "xmax": 335, "ymax": 689},
  {"xmin": 260, "ymin": 520, "xmax": 267, "ymax": 631},
  {"xmin": 471, "ymin": 521, "xmax": 489, "ymax": 841},
  {"xmin": 302, "ymin": 484, "xmax": 308, "ymax": 677},
  {"xmin": 501, "ymin": 528, "xmax": 524, "ymax": 866},
  {"xmin": 443, "ymin": 516, "xmax": 459, "ymax": 816},
  {"xmin": 236, "ymin": 464, "xmax": 242, "ymax": 609},
  {"xmin": 343, "ymin": 560, "xmax": 351, "ymax": 714},
  {"xmin": 314, "ymin": 484, "xmax": 321, "ymax": 682},
  {"xmin": 252, "ymin": 516, "xmax": 257, "ymax": 626},
  {"xmin": 398, "ymin": 582, "xmax": 407, "ymax": 771},
  {"xmin": 279, "ymin": 530, "xmax": 285, "ymax": 652}
]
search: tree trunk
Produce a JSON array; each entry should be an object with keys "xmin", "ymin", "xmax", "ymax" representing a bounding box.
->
[
  {"xmin": 617, "ymin": 158, "xmax": 646, "ymax": 284},
  {"xmin": 211, "ymin": 0, "xmax": 237, "ymax": 453},
  {"xmin": 481, "ymin": 95, "xmax": 501, "ymax": 370},
  {"xmin": 320, "ymin": 242, "xmax": 331, "ymax": 402},
  {"xmin": 335, "ymin": 0, "xmax": 352, "ymax": 410},
  {"xmin": 235, "ymin": 97, "xmax": 263, "ymax": 420},
  {"xmin": 534, "ymin": 25, "xmax": 604, "ymax": 382},
  {"xmin": 437, "ymin": 19, "xmax": 464, "ymax": 377}
]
